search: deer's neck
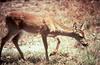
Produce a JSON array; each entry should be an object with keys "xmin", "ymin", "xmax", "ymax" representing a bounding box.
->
[{"xmin": 49, "ymin": 30, "xmax": 83, "ymax": 40}]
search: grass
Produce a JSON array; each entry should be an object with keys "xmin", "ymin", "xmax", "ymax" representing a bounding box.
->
[
  {"xmin": 1, "ymin": 30, "xmax": 100, "ymax": 65},
  {"xmin": 0, "ymin": 33, "xmax": 82, "ymax": 65},
  {"xmin": 0, "ymin": 0, "xmax": 100, "ymax": 65}
]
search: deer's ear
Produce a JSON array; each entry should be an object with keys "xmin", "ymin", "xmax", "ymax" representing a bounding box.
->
[
  {"xmin": 80, "ymin": 22, "xmax": 85, "ymax": 31},
  {"xmin": 73, "ymin": 22, "xmax": 85, "ymax": 37},
  {"xmin": 73, "ymin": 22, "xmax": 77, "ymax": 32}
]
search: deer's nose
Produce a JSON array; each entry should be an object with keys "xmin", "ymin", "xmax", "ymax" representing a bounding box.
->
[{"xmin": 82, "ymin": 42, "xmax": 88, "ymax": 47}]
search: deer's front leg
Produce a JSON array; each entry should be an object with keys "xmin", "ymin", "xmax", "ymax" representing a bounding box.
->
[
  {"xmin": 50, "ymin": 37, "xmax": 60, "ymax": 56},
  {"xmin": 41, "ymin": 33, "xmax": 49, "ymax": 61}
]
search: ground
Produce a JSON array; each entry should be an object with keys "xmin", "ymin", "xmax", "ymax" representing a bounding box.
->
[{"xmin": 0, "ymin": 0, "xmax": 100, "ymax": 65}]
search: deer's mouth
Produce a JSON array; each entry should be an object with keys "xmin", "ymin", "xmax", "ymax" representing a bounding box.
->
[{"xmin": 80, "ymin": 39, "xmax": 89, "ymax": 47}]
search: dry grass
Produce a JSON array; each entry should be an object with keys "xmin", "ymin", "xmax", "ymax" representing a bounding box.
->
[{"xmin": 0, "ymin": 0, "xmax": 100, "ymax": 65}]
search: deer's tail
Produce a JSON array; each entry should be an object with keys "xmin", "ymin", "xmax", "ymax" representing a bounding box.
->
[
  {"xmin": 5, "ymin": 15, "xmax": 23, "ymax": 30},
  {"xmin": 5, "ymin": 15, "xmax": 16, "ymax": 26},
  {"xmin": 5, "ymin": 15, "xmax": 19, "ymax": 31}
]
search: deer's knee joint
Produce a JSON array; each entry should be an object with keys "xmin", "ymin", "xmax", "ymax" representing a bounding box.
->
[{"xmin": 56, "ymin": 38, "xmax": 60, "ymax": 44}]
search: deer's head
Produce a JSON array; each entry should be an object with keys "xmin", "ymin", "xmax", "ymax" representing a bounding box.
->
[{"xmin": 73, "ymin": 22, "xmax": 88, "ymax": 47}]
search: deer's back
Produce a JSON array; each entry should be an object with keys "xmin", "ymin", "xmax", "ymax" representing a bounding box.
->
[
  {"xmin": 7, "ymin": 11, "xmax": 47, "ymax": 33},
  {"xmin": 8, "ymin": 11, "xmax": 44, "ymax": 26}
]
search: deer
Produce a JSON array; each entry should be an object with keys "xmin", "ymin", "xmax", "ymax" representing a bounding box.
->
[{"xmin": 0, "ymin": 11, "xmax": 88, "ymax": 62}]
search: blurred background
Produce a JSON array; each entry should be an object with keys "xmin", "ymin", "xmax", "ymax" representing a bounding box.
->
[{"xmin": 0, "ymin": 0, "xmax": 100, "ymax": 65}]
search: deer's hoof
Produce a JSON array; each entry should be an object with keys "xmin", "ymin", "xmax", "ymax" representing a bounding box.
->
[
  {"xmin": 0, "ymin": 59, "xmax": 5, "ymax": 64},
  {"xmin": 82, "ymin": 43, "xmax": 88, "ymax": 47},
  {"xmin": 49, "ymin": 51, "xmax": 57, "ymax": 56}
]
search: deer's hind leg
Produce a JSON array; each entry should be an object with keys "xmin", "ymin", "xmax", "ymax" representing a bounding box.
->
[
  {"xmin": 0, "ymin": 30, "xmax": 19, "ymax": 60},
  {"xmin": 12, "ymin": 31, "xmax": 25, "ymax": 60}
]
